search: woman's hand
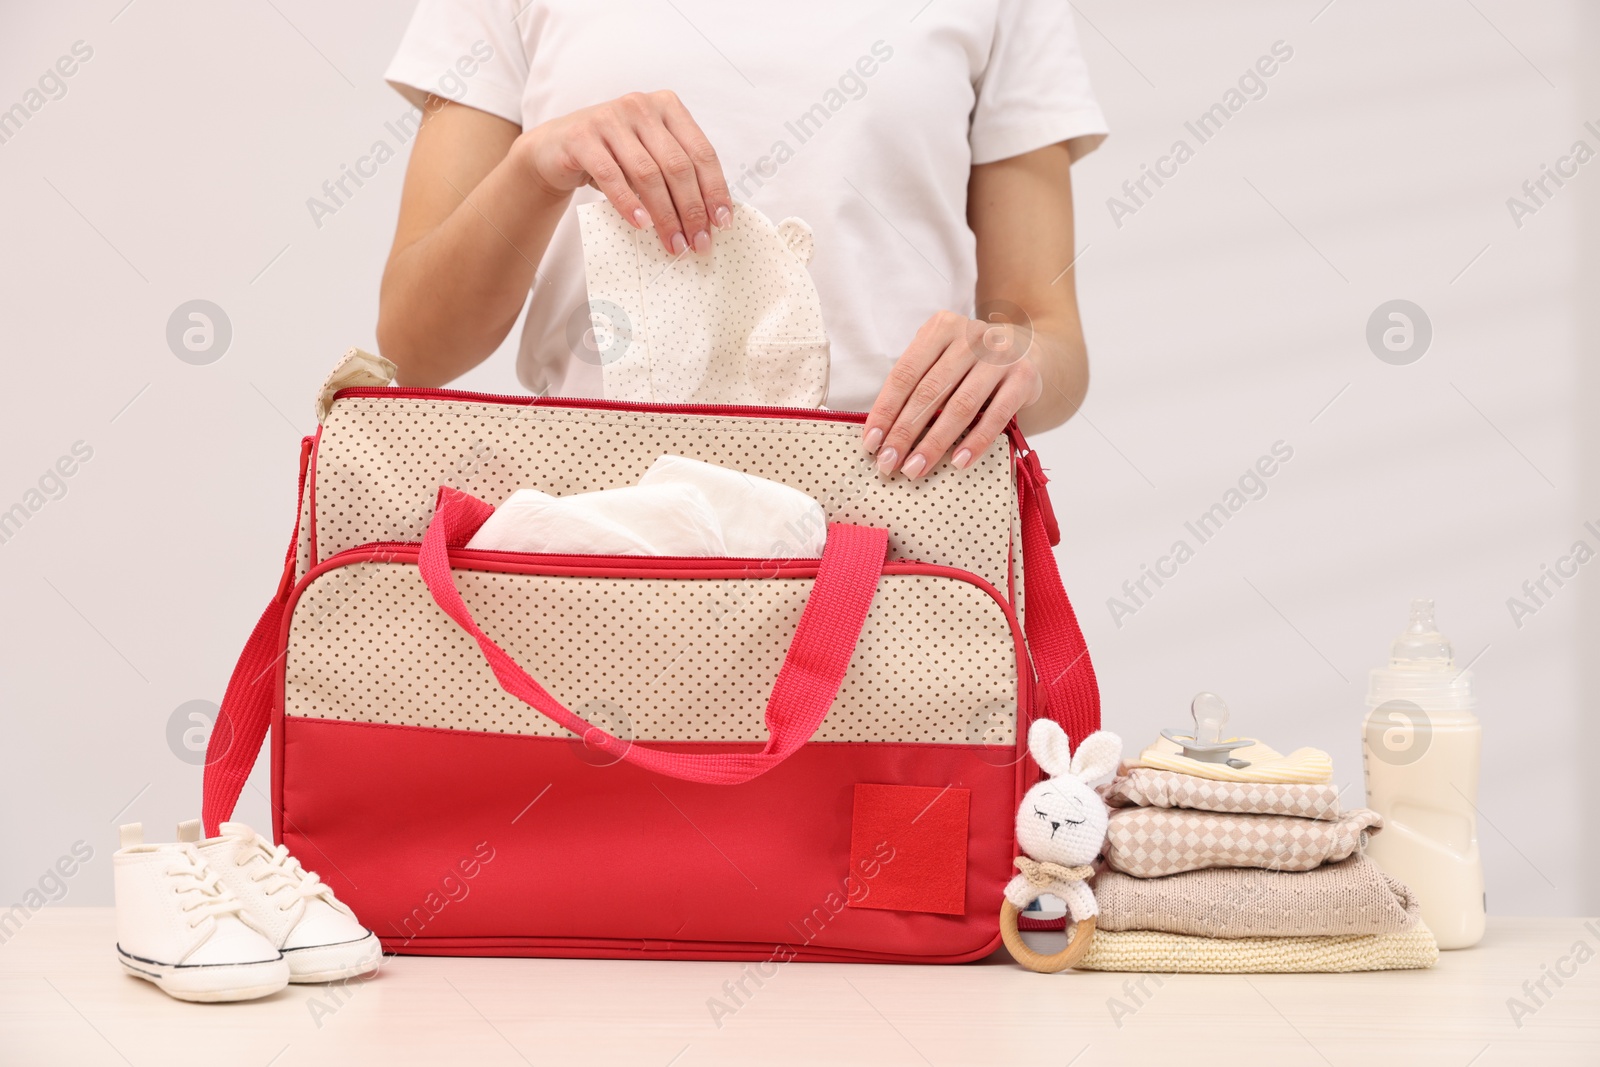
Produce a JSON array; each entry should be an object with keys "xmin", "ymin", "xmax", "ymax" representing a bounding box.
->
[
  {"xmin": 863, "ymin": 143, "xmax": 1092, "ymax": 476},
  {"xmin": 862, "ymin": 310, "xmax": 1045, "ymax": 478},
  {"xmin": 518, "ymin": 90, "xmax": 733, "ymax": 256},
  {"xmin": 381, "ymin": 91, "xmax": 734, "ymax": 385}
]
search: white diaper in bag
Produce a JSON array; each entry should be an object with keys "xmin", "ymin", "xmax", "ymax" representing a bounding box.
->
[
  {"xmin": 636, "ymin": 455, "xmax": 826, "ymax": 557},
  {"xmin": 464, "ymin": 482, "xmax": 728, "ymax": 558},
  {"xmin": 465, "ymin": 455, "xmax": 827, "ymax": 559}
]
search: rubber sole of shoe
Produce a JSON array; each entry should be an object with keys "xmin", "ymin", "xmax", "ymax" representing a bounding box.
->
[
  {"xmin": 284, "ymin": 932, "xmax": 383, "ymax": 983},
  {"xmin": 118, "ymin": 947, "xmax": 290, "ymax": 1003}
]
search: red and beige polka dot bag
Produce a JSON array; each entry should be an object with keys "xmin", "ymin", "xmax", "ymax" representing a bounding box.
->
[{"xmin": 201, "ymin": 349, "xmax": 1099, "ymax": 963}]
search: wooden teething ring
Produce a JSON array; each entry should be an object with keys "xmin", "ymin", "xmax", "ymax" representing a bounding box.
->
[{"xmin": 1000, "ymin": 899, "xmax": 1096, "ymax": 973}]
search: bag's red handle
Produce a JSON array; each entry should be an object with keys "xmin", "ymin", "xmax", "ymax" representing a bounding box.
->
[{"xmin": 417, "ymin": 487, "xmax": 889, "ymax": 785}]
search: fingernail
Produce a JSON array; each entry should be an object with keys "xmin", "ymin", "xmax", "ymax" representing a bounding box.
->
[
  {"xmin": 863, "ymin": 427, "xmax": 884, "ymax": 455},
  {"xmin": 669, "ymin": 232, "xmax": 688, "ymax": 255},
  {"xmin": 902, "ymin": 454, "xmax": 927, "ymax": 479},
  {"xmin": 714, "ymin": 205, "xmax": 732, "ymax": 229},
  {"xmin": 631, "ymin": 208, "xmax": 650, "ymax": 229},
  {"xmin": 876, "ymin": 446, "xmax": 898, "ymax": 474},
  {"xmin": 692, "ymin": 230, "xmax": 712, "ymax": 255},
  {"xmin": 952, "ymin": 448, "xmax": 973, "ymax": 470}
]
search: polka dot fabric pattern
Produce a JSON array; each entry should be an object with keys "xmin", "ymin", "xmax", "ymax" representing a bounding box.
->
[
  {"xmin": 578, "ymin": 201, "xmax": 830, "ymax": 407},
  {"xmin": 284, "ymin": 558, "xmax": 1021, "ymax": 744},
  {"xmin": 304, "ymin": 397, "xmax": 1019, "ymax": 595}
]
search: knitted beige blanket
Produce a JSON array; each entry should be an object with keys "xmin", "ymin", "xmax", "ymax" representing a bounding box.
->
[
  {"xmin": 1095, "ymin": 855, "xmax": 1420, "ymax": 937},
  {"xmin": 1076, "ymin": 922, "xmax": 1438, "ymax": 973}
]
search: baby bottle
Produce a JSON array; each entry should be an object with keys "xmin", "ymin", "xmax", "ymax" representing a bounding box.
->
[{"xmin": 1361, "ymin": 599, "xmax": 1484, "ymax": 949}]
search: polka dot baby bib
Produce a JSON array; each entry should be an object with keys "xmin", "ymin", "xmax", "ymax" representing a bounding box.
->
[{"xmin": 577, "ymin": 201, "xmax": 830, "ymax": 407}]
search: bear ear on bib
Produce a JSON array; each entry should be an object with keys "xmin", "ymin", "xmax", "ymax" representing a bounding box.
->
[{"xmin": 775, "ymin": 217, "xmax": 815, "ymax": 266}]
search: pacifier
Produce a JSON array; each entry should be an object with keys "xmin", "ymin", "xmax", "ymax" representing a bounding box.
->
[{"xmin": 1160, "ymin": 692, "xmax": 1252, "ymax": 767}]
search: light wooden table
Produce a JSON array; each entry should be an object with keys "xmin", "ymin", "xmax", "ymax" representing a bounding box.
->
[{"xmin": 2, "ymin": 911, "xmax": 1596, "ymax": 1066}]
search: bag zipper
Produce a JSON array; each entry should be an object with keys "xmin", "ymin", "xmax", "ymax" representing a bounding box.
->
[
  {"xmin": 324, "ymin": 541, "xmax": 966, "ymax": 580},
  {"xmin": 334, "ymin": 387, "xmax": 871, "ymax": 424},
  {"xmin": 332, "ymin": 385, "xmax": 1036, "ymax": 454},
  {"xmin": 349, "ymin": 540, "xmax": 831, "ymax": 570},
  {"xmin": 323, "ymin": 386, "xmax": 1055, "ymax": 551}
]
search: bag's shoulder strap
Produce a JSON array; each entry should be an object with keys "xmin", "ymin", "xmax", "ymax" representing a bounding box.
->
[
  {"xmin": 1016, "ymin": 449, "xmax": 1101, "ymax": 746},
  {"xmin": 202, "ymin": 435, "xmax": 313, "ymax": 834}
]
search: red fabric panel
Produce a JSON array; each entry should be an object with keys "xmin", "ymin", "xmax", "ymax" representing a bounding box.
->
[
  {"xmin": 848, "ymin": 784, "xmax": 970, "ymax": 916},
  {"xmin": 278, "ymin": 716, "xmax": 1016, "ymax": 963}
]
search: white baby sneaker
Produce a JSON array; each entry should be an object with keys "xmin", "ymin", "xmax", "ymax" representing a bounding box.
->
[
  {"xmin": 113, "ymin": 823, "xmax": 289, "ymax": 1002},
  {"xmin": 178, "ymin": 820, "xmax": 381, "ymax": 983}
]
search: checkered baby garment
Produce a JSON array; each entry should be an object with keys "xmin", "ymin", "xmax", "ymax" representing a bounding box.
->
[
  {"xmin": 1104, "ymin": 807, "xmax": 1383, "ymax": 878},
  {"xmin": 577, "ymin": 201, "xmax": 830, "ymax": 407}
]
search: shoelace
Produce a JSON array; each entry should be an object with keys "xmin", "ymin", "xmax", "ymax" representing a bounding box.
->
[
  {"xmin": 229, "ymin": 830, "xmax": 338, "ymax": 913},
  {"xmin": 165, "ymin": 846, "xmax": 243, "ymax": 929}
]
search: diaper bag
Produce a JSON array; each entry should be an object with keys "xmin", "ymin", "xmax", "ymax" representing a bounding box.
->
[{"xmin": 201, "ymin": 350, "xmax": 1099, "ymax": 963}]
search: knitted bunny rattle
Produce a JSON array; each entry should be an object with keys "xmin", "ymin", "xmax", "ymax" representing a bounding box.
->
[{"xmin": 1000, "ymin": 720, "xmax": 1122, "ymax": 973}]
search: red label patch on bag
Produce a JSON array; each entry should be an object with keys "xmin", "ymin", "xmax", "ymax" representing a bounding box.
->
[{"xmin": 847, "ymin": 783, "xmax": 970, "ymax": 916}]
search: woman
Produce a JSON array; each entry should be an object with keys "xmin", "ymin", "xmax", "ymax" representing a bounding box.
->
[{"xmin": 378, "ymin": 0, "xmax": 1105, "ymax": 477}]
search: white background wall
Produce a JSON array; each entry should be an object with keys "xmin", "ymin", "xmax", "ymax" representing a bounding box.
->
[{"xmin": 1, "ymin": 1, "xmax": 1592, "ymax": 917}]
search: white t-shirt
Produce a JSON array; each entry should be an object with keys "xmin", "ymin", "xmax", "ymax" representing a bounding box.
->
[{"xmin": 386, "ymin": 0, "xmax": 1106, "ymax": 411}]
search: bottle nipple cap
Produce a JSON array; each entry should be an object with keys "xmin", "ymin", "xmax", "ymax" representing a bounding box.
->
[
  {"xmin": 1162, "ymin": 692, "xmax": 1253, "ymax": 766},
  {"xmin": 1390, "ymin": 597, "xmax": 1454, "ymax": 666},
  {"xmin": 1367, "ymin": 598, "xmax": 1475, "ymax": 712}
]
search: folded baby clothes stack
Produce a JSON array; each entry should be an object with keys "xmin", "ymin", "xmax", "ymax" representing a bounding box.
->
[{"xmin": 1081, "ymin": 754, "xmax": 1438, "ymax": 973}]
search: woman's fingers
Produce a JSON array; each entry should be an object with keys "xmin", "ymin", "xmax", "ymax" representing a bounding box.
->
[
  {"xmin": 571, "ymin": 133, "xmax": 652, "ymax": 234},
  {"xmin": 631, "ymin": 115, "xmax": 709, "ymax": 255},
  {"xmin": 950, "ymin": 363, "xmax": 1041, "ymax": 470},
  {"xmin": 939, "ymin": 321, "xmax": 1041, "ymax": 471},
  {"xmin": 900, "ymin": 361, "xmax": 1009, "ymax": 478},
  {"xmin": 869, "ymin": 312, "xmax": 988, "ymax": 474},
  {"xmin": 657, "ymin": 93, "xmax": 734, "ymax": 233},
  {"xmin": 865, "ymin": 312, "xmax": 1043, "ymax": 478},
  {"xmin": 554, "ymin": 92, "xmax": 731, "ymax": 256},
  {"xmin": 877, "ymin": 338, "xmax": 974, "ymax": 475},
  {"xmin": 599, "ymin": 106, "xmax": 686, "ymax": 254},
  {"xmin": 863, "ymin": 311, "xmax": 966, "ymax": 467}
]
